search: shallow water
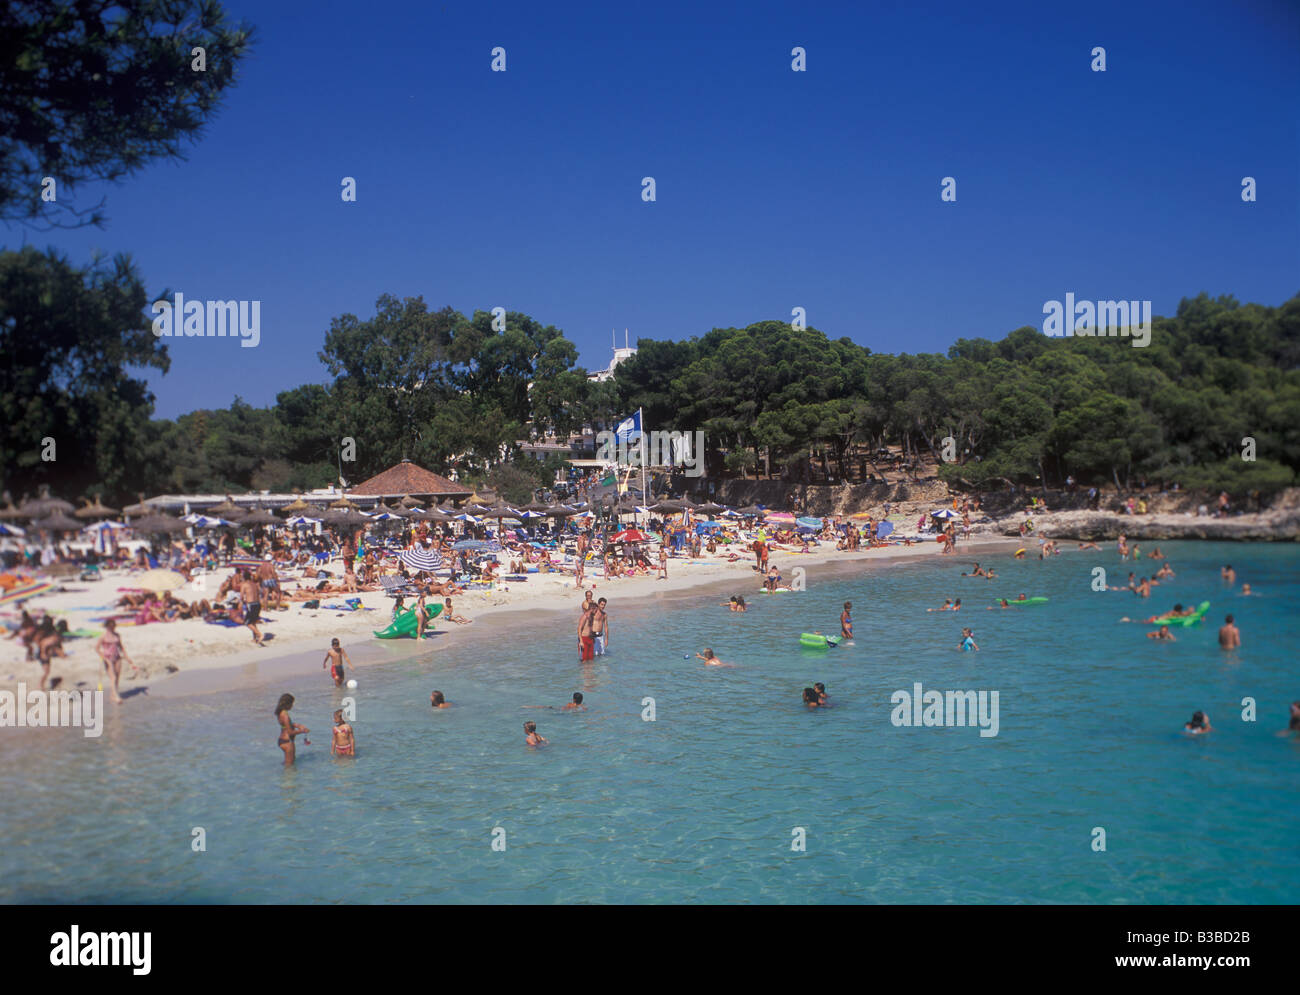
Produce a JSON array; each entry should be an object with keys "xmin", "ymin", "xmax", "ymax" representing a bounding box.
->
[{"xmin": 2, "ymin": 541, "xmax": 1296, "ymax": 903}]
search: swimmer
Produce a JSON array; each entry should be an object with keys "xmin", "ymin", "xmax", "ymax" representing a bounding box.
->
[
  {"xmin": 524, "ymin": 720, "xmax": 547, "ymax": 746},
  {"xmin": 695, "ymin": 647, "xmax": 732, "ymax": 667},
  {"xmin": 1218, "ymin": 614, "xmax": 1241, "ymax": 650},
  {"xmin": 802, "ymin": 687, "xmax": 822, "ymax": 708},
  {"xmin": 1221, "ymin": 565, "xmax": 1236, "ymax": 586},
  {"xmin": 952, "ymin": 598, "xmax": 962, "ymax": 611},
  {"xmin": 841, "ymin": 601, "xmax": 853, "ymax": 638},
  {"xmin": 1147, "ymin": 625, "xmax": 1176, "ymax": 641},
  {"xmin": 1289, "ymin": 701, "xmax": 1300, "ymax": 735},
  {"xmin": 323, "ymin": 637, "xmax": 350, "ymax": 688},
  {"xmin": 561, "ymin": 692, "xmax": 586, "ymax": 711},
  {"xmin": 1148, "ymin": 547, "xmax": 1164, "ymax": 560},
  {"xmin": 987, "ymin": 599, "xmax": 1011, "ymax": 610},
  {"xmin": 814, "ymin": 682, "xmax": 829, "ymax": 705},
  {"xmin": 1240, "ymin": 583, "xmax": 1254, "ymax": 596},
  {"xmin": 430, "ymin": 690, "xmax": 451, "ymax": 708},
  {"xmin": 927, "ymin": 599, "xmax": 953, "ymax": 612},
  {"xmin": 962, "ymin": 563, "xmax": 987, "ymax": 578},
  {"xmin": 1184, "ymin": 711, "xmax": 1212, "ymax": 735},
  {"xmin": 959, "ymin": 628, "xmax": 979, "ymax": 651},
  {"xmin": 330, "ymin": 709, "xmax": 356, "ymax": 756},
  {"xmin": 1077, "ymin": 541, "xmax": 1101, "ymax": 550}
]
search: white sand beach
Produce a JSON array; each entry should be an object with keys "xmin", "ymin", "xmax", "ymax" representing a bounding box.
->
[{"xmin": 1, "ymin": 534, "xmax": 1017, "ymax": 699}]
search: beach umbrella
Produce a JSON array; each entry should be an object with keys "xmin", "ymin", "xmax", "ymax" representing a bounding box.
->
[
  {"xmin": 0, "ymin": 494, "xmax": 24, "ymax": 520},
  {"xmin": 454, "ymin": 512, "xmax": 481, "ymax": 524},
  {"xmin": 138, "ymin": 568, "xmax": 187, "ymax": 592},
  {"xmin": 931, "ymin": 509, "xmax": 959, "ymax": 520},
  {"xmin": 130, "ymin": 513, "xmax": 188, "ymax": 534},
  {"xmin": 208, "ymin": 497, "xmax": 244, "ymax": 516},
  {"xmin": 123, "ymin": 494, "xmax": 154, "ymax": 516},
  {"xmin": 419, "ymin": 507, "xmax": 456, "ymax": 523},
  {"xmin": 370, "ymin": 511, "xmax": 404, "ymax": 521},
  {"xmin": 400, "ymin": 547, "xmax": 443, "ymax": 572},
  {"xmin": 284, "ymin": 515, "xmax": 321, "ymax": 527},
  {"xmin": 228, "ymin": 556, "xmax": 263, "ymax": 570},
  {"xmin": 765, "ymin": 512, "xmax": 797, "ymax": 525},
  {"xmin": 32, "ymin": 511, "xmax": 82, "ymax": 532},
  {"xmin": 279, "ymin": 497, "xmax": 313, "ymax": 514},
  {"xmin": 382, "ymin": 503, "xmax": 411, "ymax": 518},
  {"xmin": 736, "ymin": 505, "xmax": 765, "ymax": 516},
  {"xmin": 521, "ymin": 500, "xmax": 550, "ymax": 513},
  {"xmin": 328, "ymin": 496, "xmax": 359, "ymax": 510},
  {"xmin": 544, "ymin": 505, "xmax": 579, "ymax": 518},
  {"xmin": 452, "ymin": 539, "xmax": 490, "ymax": 551},
  {"xmin": 20, "ymin": 492, "xmax": 77, "ymax": 519},
  {"xmin": 610, "ymin": 528, "xmax": 649, "ymax": 543},
  {"xmin": 399, "ymin": 495, "xmax": 424, "ymax": 509},
  {"xmin": 517, "ymin": 510, "xmax": 545, "ymax": 520},
  {"xmin": 695, "ymin": 502, "xmax": 726, "ymax": 514},
  {"xmin": 796, "ymin": 516, "xmax": 824, "ymax": 530},
  {"xmin": 651, "ymin": 500, "xmax": 685, "ymax": 513},
  {"xmin": 237, "ymin": 508, "xmax": 280, "ymax": 527},
  {"xmin": 75, "ymin": 496, "xmax": 120, "ymax": 520},
  {"xmin": 0, "ymin": 522, "xmax": 26, "ymax": 537},
  {"xmin": 876, "ymin": 521, "xmax": 895, "ymax": 538}
]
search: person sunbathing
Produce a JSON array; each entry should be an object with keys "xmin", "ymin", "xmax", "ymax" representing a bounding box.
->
[{"xmin": 442, "ymin": 598, "xmax": 472, "ymax": 624}]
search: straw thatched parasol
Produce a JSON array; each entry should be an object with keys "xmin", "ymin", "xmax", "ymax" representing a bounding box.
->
[
  {"xmin": 19, "ymin": 486, "xmax": 76, "ymax": 519},
  {"xmin": 238, "ymin": 508, "xmax": 280, "ymax": 526},
  {"xmin": 75, "ymin": 496, "xmax": 121, "ymax": 520},
  {"xmin": 123, "ymin": 493, "xmax": 154, "ymax": 516},
  {"xmin": 209, "ymin": 497, "xmax": 244, "ymax": 516},
  {"xmin": 32, "ymin": 511, "xmax": 82, "ymax": 532},
  {"xmin": 399, "ymin": 495, "xmax": 423, "ymax": 509},
  {"xmin": 0, "ymin": 494, "xmax": 25, "ymax": 520},
  {"xmin": 279, "ymin": 497, "xmax": 312, "ymax": 514},
  {"xmin": 130, "ymin": 513, "xmax": 188, "ymax": 534},
  {"xmin": 328, "ymin": 496, "xmax": 359, "ymax": 510}
]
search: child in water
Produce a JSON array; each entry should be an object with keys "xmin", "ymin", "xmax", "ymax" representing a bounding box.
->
[
  {"xmin": 430, "ymin": 690, "xmax": 451, "ymax": 708},
  {"xmin": 802, "ymin": 687, "xmax": 822, "ymax": 708},
  {"xmin": 562, "ymin": 692, "xmax": 586, "ymax": 711},
  {"xmin": 524, "ymin": 720, "xmax": 547, "ymax": 746},
  {"xmin": 960, "ymin": 628, "xmax": 979, "ymax": 651},
  {"xmin": 1184, "ymin": 711, "xmax": 1212, "ymax": 735},
  {"xmin": 696, "ymin": 647, "xmax": 731, "ymax": 667},
  {"xmin": 331, "ymin": 709, "xmax": 356, "ymax": 756},
  {"xmin": 814, "ymin": 682, "xmax": 829, "ymax": 705}
]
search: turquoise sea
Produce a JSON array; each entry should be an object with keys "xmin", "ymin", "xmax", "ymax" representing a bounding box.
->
[{"xmin": 1, "ymin": 540, "xmax": 1296, "ymax": 904}]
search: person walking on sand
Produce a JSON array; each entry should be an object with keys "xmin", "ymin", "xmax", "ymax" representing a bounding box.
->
[
  {"xmin": 274, "ymin": 693, "xmax": 309, "ymax": 766},
  {"xmin": 323, "ymin": 637, "xmax": 351, "ymax": 687},
  {"xmin": 657, "ymin": 544, "xmax": 668, "ymax": 579},
  {"xmin": 239, "ymin": 570, "xmax": 265, "ymax": 646},
  {"xmin": 95, "ymin": 618, "xmax": 136, "ymax": 704}
]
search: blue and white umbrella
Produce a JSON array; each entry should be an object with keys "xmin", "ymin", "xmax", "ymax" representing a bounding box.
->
[
  {"xmin": 518, "ymin": 510, "xmax": 545, "ymax": 520},
  {"xmin": 454, "ymin": 513, "xmax": 481, "ymax": 524},
  {"xmin": 931, "ymin": 509, "xmax": 959, "ymax": 520},
  {"xmin": 284, "ymin": 515, "xmax": 321, "ymax": 527},
  {"xmin": 400, "ymin": 547, "xmax": 443, "ymax": 571},
  {"xmin": 796, "ymin": 516, "xmax": 824, "ymax": 530},
  {"xmin": 0, "ymin": 522, "xmax": 26, "ymax": 537},
  {"xmin": 453, "ymin": 539, "xmax": 490, "ymax": 551}
]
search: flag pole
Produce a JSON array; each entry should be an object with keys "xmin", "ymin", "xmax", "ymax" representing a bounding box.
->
[{"xmin": 639, "ymin": 407, "xmax": 647, "ymax": 520}]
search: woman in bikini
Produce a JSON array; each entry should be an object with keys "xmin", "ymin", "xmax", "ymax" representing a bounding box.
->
[
  {"xmin": 96, "ymin": 618, "xmax": 137, "ymax": 704},
  {"xmin": 274, "ymin": 693, "xmax": 310, "ymax": 766}
]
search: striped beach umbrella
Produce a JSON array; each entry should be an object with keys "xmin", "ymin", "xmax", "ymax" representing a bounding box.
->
[
  {"xmin": 0, "ymin": 580, "xmax": 55, "ymax": 605},
  {"xmin": 400, "ymin": 547, "xmax": 443, "ymax": 571}
]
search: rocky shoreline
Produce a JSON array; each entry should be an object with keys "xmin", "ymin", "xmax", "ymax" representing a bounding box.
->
[{"xmin": 995, "ymin": 508, "xmax": 1300, "ymax": 542}]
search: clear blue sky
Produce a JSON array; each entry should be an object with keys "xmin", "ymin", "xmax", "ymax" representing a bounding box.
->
[{"xmin": 15, "ymin": 0, "xmax": 1300, "ymax": 418}]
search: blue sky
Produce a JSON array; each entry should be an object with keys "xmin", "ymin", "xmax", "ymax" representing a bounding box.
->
[{"xmin": 12, "ymin": 0, "xmax": 1299, "ymax": 418}]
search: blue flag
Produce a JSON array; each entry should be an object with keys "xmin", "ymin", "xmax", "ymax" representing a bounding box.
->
[{"xmin": 614, "ymin": 411, "xmax": 642, "ymax": 443}]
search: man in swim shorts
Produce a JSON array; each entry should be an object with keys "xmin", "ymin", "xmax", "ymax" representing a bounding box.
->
[
  {"xmin": 592, "ymin": 598, "xmax": 609, "ymax": 656},
  {"xmin": 578, "ymin": 601, "xmax": 595, "ymax": 662},
  {"xmin": 239, "ymin": 570, "xmax": 264, "ymax": 646},
  {"xmin": 323, "ymin": 637, "xmax": 351, "ymax": 687}
]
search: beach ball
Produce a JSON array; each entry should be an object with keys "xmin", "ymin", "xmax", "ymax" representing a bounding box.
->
[{"xmin": 346, "ymin": 679, "xmax": 358, "ymax": 689}]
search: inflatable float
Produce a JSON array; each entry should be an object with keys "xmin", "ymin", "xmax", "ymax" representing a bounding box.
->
[
  {"xmin": 758, "ymin": 587, "xmax": 793, "ymax": 593},
  {"xmin": 1000, "ymin": 596, "xmax": 1049, "ymax": 606},
  {"xmin": 373, "ymin": 603, "xmax": 442, "ymax": 638},
  {"xmin": 1148, "ymin": 600, "xmax": 1211, "ymax": 627},
  {"xmin": 799, "ymin": 632, "xmax": 841, "ymax": 648}
]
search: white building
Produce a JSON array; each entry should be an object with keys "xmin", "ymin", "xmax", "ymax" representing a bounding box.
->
[{"xmin": 587, "ymin": 331, "xmax": 637, "ymax": 382}]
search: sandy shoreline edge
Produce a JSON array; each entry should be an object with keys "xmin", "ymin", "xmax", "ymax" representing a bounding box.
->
[{"xmin": 4, "ymin": 535, "xmax": 1021, "ymax": 703}]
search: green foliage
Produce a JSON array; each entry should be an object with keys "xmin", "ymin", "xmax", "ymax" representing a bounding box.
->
[{"xmin": 0, "ymin": 0, "xmax": 254, "ymax": 228}]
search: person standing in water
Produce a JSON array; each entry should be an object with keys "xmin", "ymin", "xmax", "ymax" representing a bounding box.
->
[
  {"xmin": 95, "ymin": 618, "xmax": 135, "ymax": 704},
  {"xmin": 323, "ymin": 637, "xmax": 351, "ymax": 687},
  {"xmin": 1218, "ymin": 614, "xmax": 1241, "ymax": 650},
  {"xmin": 330, "ymin": 709, "xmax": 355, "ymax": 757},
  {"xmin": 577, "ymin": 600, "xmax": 596, "ymax": 662},
  {"xmin": 274, "ymin": 694, "xmax": 309, "ymax": 766},
  {"xmin": 841, "ymin": 602, "xmax": 853, "ymax": 639},
  {"xmin": 592, "ymin": 597, "xmax": 610, "ymax": 656},
  {"xmin": 524, "ymin": 720, "xmax": 547, "ymax": 746}
]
